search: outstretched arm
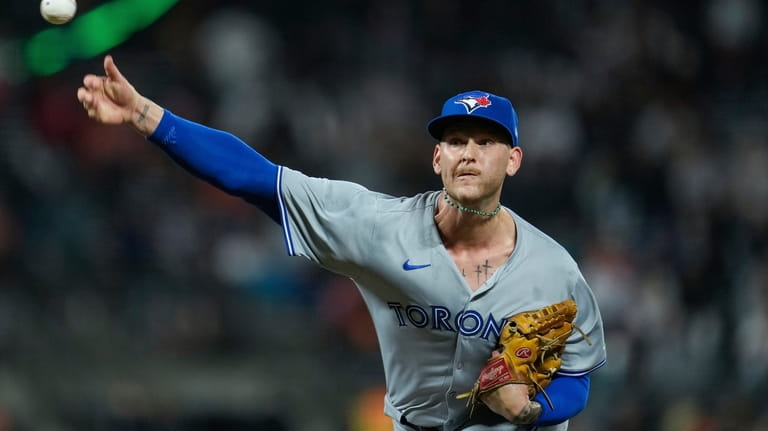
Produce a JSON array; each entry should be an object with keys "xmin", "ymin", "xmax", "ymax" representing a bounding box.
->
[{"xmin": 76, "ymin": 56, "xmax": 280, "ymax": 221}]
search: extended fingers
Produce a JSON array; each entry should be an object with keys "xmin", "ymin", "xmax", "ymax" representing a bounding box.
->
[
  {"xmin": 83, "ymin": 74, "xmax": 105, "ymax": 91},
  {"xmin": 104, "ymin": 55, "xmax": 125, "ymax": 83},
  {"xmin": 77, "ymin": 56, "xmax": 130, "ymax": 123},
  {"xmin": 76, "ymin": 87, "xmax": 91, "ymax": 104},
  {"xmin": 77, "ymin": 86, "xmax": 103, "ymax": 120},
  {"xmin": 78, "ymin": 93, "xmax": 94, "ymax": 118}
]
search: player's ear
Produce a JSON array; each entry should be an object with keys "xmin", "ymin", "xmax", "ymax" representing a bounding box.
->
[
  {"xmin": 506, "ymin": 146, "xmax": 523, "ymax": 176},
  {"xmin": 432, "ymin": 144, "xmax": 442, "ymax": 175}
]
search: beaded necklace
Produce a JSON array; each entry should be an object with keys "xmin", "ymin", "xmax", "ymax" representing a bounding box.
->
[{"xmin": 442, "ymin": 189, "xmax": 501, "ymax": 217}]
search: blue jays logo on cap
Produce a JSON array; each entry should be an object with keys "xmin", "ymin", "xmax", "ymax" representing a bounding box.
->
[
  {"xmin": 454, "ymin": 94, "xmax": 493, "ymax": 114},
  {"xmin": 427, "ymin": 90, "xmax": 519, "ymax": 147}
]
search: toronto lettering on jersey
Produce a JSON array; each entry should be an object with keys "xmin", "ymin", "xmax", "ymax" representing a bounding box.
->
[{"xmin": 387, "ymin": 302, "xmax": 505, "ymax": 340}]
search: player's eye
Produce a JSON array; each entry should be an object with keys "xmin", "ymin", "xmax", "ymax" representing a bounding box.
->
[
  {"xmin": 446, "ymin": 138, "xmax": 465, "ymax": 146},
  {"xmin": 477, "ymin": 138, "xmax": 499, "ymax": 146}
]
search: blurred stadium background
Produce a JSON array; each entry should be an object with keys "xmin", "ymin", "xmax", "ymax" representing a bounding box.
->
[{"xmin": 1, "ymin": 0, "xmax": 766, "ymax": 430}]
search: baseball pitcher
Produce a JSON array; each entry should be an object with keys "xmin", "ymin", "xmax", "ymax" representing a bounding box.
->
[{"xmin": 78, "ymin": 55, "xmax": 607, "ymax": 430}]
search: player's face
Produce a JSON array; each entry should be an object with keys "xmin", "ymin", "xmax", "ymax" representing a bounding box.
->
[{"xmin": 432, "ymin": 120, "xmax": 522, "ymax": 206}]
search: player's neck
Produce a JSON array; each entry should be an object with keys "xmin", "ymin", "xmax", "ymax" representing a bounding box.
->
[{"xmin": 435, "ymin": 197, "xmax": 516, "ymax": 250}]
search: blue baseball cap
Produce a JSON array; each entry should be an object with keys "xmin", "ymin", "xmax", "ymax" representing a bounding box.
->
[{"xmin": 427, "ymin": 90, "xmax": 519, "ymax": 147}]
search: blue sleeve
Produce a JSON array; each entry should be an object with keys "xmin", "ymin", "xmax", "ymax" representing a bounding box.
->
[
  {"xmin": 533, "ymin": 374, "xmax": 590, "ymax": 426},
  {"xmin": 148, "ymin": 110, "xmax": 280, "ymax": 223}
]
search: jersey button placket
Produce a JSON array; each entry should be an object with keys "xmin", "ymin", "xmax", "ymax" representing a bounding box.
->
[{"xmin": 446, "ymin": 307, "xmax": 473, "ymax": 429}]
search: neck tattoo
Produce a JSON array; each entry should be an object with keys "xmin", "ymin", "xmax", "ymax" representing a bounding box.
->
[{"xmin": 443, "ymin": 189, "xmax": 501, "ymax": 217}]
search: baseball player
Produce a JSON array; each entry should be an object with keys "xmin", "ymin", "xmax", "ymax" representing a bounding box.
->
[{"xmin": 77, "ymin": 55, "xmax": 606, "ymax": 430}]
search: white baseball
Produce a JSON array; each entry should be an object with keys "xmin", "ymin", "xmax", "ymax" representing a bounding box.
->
[{"xmin": 40, "ymin": 0, "xmax": 77, "ymax": 25}]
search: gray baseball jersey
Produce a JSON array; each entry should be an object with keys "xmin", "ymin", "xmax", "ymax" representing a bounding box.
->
[{"xmin": 276, "ymin": 167, "xmax": 606, "ymax": 431}]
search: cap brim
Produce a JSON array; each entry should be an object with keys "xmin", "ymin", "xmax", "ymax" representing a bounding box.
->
[{"xmin": 427, "ymin": 115, "xmax": 515, "ymax": 145}]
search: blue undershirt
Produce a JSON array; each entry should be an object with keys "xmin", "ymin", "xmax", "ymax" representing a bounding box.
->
[
  {"xmin": 148, "ymin": 110, "xmax": 280, "ymax": 222},
  {"xmin": 533, "ymin": 374, "xmax": 590, "ymax": 426},
  {"xmin": 146, "ymin": 109, "xmax": 591, "ymax": 426}
]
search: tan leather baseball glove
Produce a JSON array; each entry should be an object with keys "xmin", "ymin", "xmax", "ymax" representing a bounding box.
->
[{"xmin": 457, "ymin": 299, "xmax": 583, "ymax": 414}]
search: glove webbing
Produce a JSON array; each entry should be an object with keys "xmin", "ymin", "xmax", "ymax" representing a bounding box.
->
[{"xmin": 509, "ymin": 303, "xmax": 577, "ymax": 337}]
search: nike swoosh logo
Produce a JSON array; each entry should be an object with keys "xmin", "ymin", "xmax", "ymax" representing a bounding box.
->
[{"xmin": 403, "ymin": 259, "xmax": 431, "ymax": 271}]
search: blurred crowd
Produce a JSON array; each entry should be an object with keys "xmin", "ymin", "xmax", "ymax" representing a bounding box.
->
[{"xmin": 0, "ymin": 1, "xmax": 766, "ymax": 430}]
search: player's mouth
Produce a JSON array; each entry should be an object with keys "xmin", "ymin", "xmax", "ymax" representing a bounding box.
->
[{"xmin": 456, "ymin": 170, "xmax": 480, "ymax": 178}]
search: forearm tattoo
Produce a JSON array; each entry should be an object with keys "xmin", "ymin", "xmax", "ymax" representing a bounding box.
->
[
  {"xmin": 512, "ymin": 400, "xmax": 542, "ymax": 424},
  {"xmin": 137, "ymin": 103, "xmax": 149, "ymax": 123}
]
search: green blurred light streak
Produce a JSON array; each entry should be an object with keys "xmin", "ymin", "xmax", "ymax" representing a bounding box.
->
[{"xmin": 24, "ymin": 0, "xmax": 179, "ymax": 76}]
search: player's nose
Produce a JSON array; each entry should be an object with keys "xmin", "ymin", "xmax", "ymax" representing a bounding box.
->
[{"xmin": 460, "ymin": 140, "xmax": 480, "ymax": 160}]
